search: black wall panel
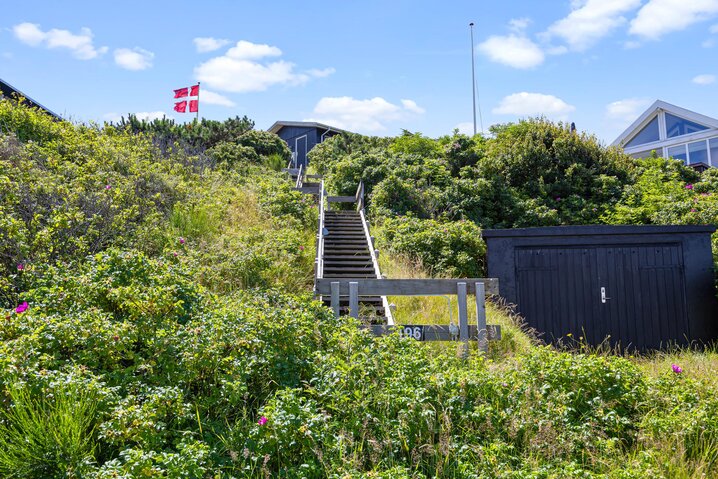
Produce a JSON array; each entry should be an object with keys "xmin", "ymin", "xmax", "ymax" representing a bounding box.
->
[{"xmin": 484, "ymin": 226, "xmax": 717, "ymax": 349}]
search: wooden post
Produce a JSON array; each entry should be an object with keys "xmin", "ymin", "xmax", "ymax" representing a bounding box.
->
[
  {"xmin": 475, "ymin": 282, "xmax": 488, "ymax": 354},
  {"xmin": 331, "ymin": 282, "xmax": 340, "ymax": 318},
  {"xmin": 457, "ymin": 282, "xmax": 469, "ymax": 358},
  {"xmin": 457, "ymin": 282, "xmax": 469, "ymax": 340},
  {"xmin": 349, "ymin": 282, "xmax": 359, "ymax": 319}
]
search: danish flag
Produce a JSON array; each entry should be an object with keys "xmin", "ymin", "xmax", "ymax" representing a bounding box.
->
[{"xmin": 173, "ymin": 84, "xmax": 200, "ymax": 113}]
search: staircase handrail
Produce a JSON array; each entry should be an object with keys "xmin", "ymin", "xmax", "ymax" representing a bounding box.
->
[
  {"xmin": 355, "ymin": 180, "xmax": 365, "ymax": 212},
  {"xmin": 314, "ymin": 180, "xmax": 326, "ymax": 287},
  {"xmin": 295, "ymin": 164, "xmax": 304, "ymax": 189}
]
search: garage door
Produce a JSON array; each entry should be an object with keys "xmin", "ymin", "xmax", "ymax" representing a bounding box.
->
[{"xmin": 515, "ymin": 244, "xmax": 688, "ymax": 349}]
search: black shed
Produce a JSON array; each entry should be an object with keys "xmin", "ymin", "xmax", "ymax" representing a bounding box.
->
[
  {"xmin": 483, "ymin": 225, "xmax": 718, "ymax": 349},
  {"xmin": 267, "ymin": 121, "xmax": 344, "ymax": 168}
]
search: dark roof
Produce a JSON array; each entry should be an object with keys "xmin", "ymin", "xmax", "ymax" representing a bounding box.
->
[
  {"xmin": 0, "ymin": 78, "xmax": 62, "ymax": 120},
  {"xmin": 483, "ymin": 224, "xmax": 717, "ymax": 238},
  {"xmin": 267, "ymin": 120, "xmax": 346, "ymax": 135}
]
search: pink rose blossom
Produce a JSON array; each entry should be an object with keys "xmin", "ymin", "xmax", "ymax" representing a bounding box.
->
[{"xmin": 15, "ymin": 302, "xmax": 28, "ymax": 314}]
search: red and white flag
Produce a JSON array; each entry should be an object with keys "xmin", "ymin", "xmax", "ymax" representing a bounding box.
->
[
  {"xmin": 173, "ymin": 87, "xmax": 189, "ymax": 98},
  {"xmin": 172, "ymin": 84, "xmax": 200, "ymax": 114}
]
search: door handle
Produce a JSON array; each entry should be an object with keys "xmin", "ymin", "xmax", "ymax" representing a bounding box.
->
[{"xmin": 601, "ymin": 287, "xmax": 611, "ymax": 303}]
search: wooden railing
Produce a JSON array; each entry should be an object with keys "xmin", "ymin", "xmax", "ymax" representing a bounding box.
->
[
  {"xmin": 314, "ymin": 180, "xmax": 326, "ymax": 288},
  {"xmin": 295, "ymin": 164, "xmax": 304, "ymax": 189},
  {"xmin": 315, "ymin": 278, "xmax": 499, "ymax": 353}
]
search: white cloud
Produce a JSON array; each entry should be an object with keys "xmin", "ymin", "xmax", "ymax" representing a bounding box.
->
[
  {"xmin": 114, "ymin": 47, "xmax": 154, "ymax": 70},
  {"xmin": 193, "ymin": 37, "xmax": 230, "ymax": 53},
  {"xmin": 454, "ymin": 122, "xmax": 475, "ymax": 135},
  {"xmin": 200, "ymin": 89, "xmax": 236, "ymax": 107},
  {"xmin": 305, "ymin": 96, "xmax": 424, "ymax": 132},
  {"xmin": 711, "ymin": 23, "xmax": 718, "ymax": 33},
  {"xmin": 478, "ymin": 34, "xmax": 544, "ymax": 69},
  {"xmin": 307, "ymin": 67, "xmax": 336, "ymax": 78},
  {"xmin": 544, "ymin": 0, "xmax": 642, "ymax": 51},
  {"xmin": 103, "ymin": 111, "xmax": 170, "ymax": 122},
  {"xmin": 509, "ymin": 17, "xmax": 531, "ymax": 32},
  {"xmin": 12, "ymin": 22, "xmax": 108, "ymax": 59},
  {"xmin": 630, "ymin": 0, "xmax": 718, "ymax": 40},
  {"xmin": 693, "ymin": 74, "xmax": 716, "ymax": 85},
  {"xmin": 134, "ymin": 111, "xmax": 169, "ymax": 121},
  {"xmin": 605, "ymin": 98, "xmax": 651, "ymax": 123},
  {"xmin": 493, "ymin": 92, "xmax": 575, "ymax": 120},
  {"xmin": 226, "ymin": 40, "xmax": 282, "ymax": 59},
  {"xmin": 103, "ymin": 112, "xmax": 122, "ymax": 123},
  {"xmin": 401, "ymin": 99, "xmax": 425, "ymax": 114},
  {"xmin": 194, "ymin": 40, "xmax": 332, "ymax": 93}
]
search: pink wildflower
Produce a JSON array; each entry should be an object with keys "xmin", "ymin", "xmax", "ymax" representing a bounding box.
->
[
  {"xmin": 15, "ymin": 302, "xmax": 28, "ymax": 314},
  {"xmin": 672, "ymin": 364, "xmax": 683, "ymax": 374},
  {"xmin": 16, "ymin": 264, "xmax": 24, "ymax": 271},
  {"xmin": 299, "ymin": 245, "xmax": 305, "ymax": 251},
  {"xmin": 179, "ymin": 237, "xmax": 185, "ymax": 245},
  {"xmin": 257, "ymin": 416, "xmax": 268, "ymax": 426},
  {"xmin": 685, "ymin": 184, "xmax": 694, "ymax": 190},
  {"xmin": 105, "ymin": 185, "xmax": 112, "ymax": 190},
  {"xmin": 555, "ymin": 197, "xmax": 561, "ymax": 201},
  {"xmin": 173, "ymin": 252, "xmax": 178, "ymax": 257},
  {"xmin": 691, "ymin": 208, "xmax": 697, "ymax": 212}
]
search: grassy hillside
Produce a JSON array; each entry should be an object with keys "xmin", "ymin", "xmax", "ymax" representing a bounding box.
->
[{"xmin": 1, "ymin": 101, "xmax": 717, "ymax": 478}]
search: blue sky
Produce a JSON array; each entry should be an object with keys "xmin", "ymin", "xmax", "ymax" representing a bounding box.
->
[{"xmin": 2, "ymin": 0, "xmax": 718, "ymax": 143}]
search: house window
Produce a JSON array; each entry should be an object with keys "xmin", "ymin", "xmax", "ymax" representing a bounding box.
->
[
  {"xmin": 631, "ymin": 149, "xmax": 661, "ymax": 159},
  {"xmin": 665, "ymin": 113, "xmax": 709, "ymax": 138},
  {"xmin": 625, "ymin": 116, "xmax": 660, "ymax": 148},
  {"xmin": 710, "ymin": 138, "xmax": 718, "ymax": 167},
  {"xmin": 688, "ymin": 140, "xmax": 709, "ymax": 165},
  {"xmin": 667, "ymin": 145, "xmax": 688, "ymax": 163}
]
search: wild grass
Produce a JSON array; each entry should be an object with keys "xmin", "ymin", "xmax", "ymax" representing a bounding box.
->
[
  {"xmin": 378, "ymin": 254, "xmax": 536, "ymax": 358},
  {"xmin": 0, "ymin": 382, "xmax": 98, "ymax": 478}
]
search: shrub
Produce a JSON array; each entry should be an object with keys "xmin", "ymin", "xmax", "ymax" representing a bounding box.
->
[
  {"xmin": 378, "ymin": 217, "xmax": 486, "ymax": 277},
  {"xmin": 237, "ymin": 129, "xmax": 292, "ymax": 162},
  {"xmin": 206, "ymin": 141, "xmax": 260, "ymax": 168}
]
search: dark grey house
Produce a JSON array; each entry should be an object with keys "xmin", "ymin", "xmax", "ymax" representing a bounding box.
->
[
  {"xmin": 268, "ymin": 121, "xmax": 344, "ymax": 167},
  {"xmin": 0, "ymin": 78, "xmax": 62, "ymax": 120}
]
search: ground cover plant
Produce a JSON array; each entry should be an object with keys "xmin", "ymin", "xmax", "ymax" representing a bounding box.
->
[{"xmin": 1, "ymin": 101, "xmax": 718, "ymax": 478}]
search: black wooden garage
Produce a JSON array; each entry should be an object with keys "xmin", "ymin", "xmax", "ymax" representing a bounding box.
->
[{"xmin": 483, "ymin": 225, "xmax": 717, "ymax": 350}]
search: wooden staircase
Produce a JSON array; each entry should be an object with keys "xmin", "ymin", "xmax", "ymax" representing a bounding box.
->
[{"xmin": 321, "ymin": 210, "xmax": 386, "ymax": 321}]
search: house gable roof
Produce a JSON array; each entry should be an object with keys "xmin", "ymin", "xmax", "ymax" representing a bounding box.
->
[
  {"xmin": 267, "ymin": 121, "xmax": 346, "ymax": 135},
  {"xmin": 612, "ymin": 100, "xmax": 718, "ymax": 147},
  {"xmin": 0, "ymin": 78, "xmax": 62, "ymax": 120}
]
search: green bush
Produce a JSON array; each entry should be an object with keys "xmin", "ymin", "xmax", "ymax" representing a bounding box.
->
[
  {"xmin": 206, "ymin": 141, "xmax": 260, "ymax": 168},
  {"xmin": 378, "ymin": 216, "xmax": 486, "ymax": 277},
  {"xmin": 237, "ymin": 129, "xmax": 292, "ymax": 162}
]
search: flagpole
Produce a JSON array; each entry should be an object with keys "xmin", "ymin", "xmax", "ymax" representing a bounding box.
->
[
  {"xmin": 196, "ymin": 82, "xmax": 200, "ymax": 122},
  {"xmin": 469, "ymin": 22, "xmax": 477, "ymax": 136}
]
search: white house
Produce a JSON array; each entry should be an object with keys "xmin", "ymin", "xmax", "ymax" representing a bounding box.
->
[{"xmin": 612, "ymin": 100, "xmax": 718, "ymax": 169}]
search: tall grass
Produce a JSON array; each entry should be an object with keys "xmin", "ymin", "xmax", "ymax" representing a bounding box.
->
[
  {"xmin": 0, "ymin": 382, "xmax": 98, "ymax": 478},
  {"xmin": 378, "ymin": 254, "xmax": 536, "ymax": 358}
]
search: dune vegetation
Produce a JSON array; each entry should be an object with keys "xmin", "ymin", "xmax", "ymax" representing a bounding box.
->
[{"xmin": 1, "ymin": 100, "xmax": 717, "ymax": 478}]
